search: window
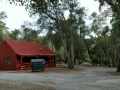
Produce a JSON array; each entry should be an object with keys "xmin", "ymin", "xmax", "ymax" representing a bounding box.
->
[{"xmin": 4, "ymin": 57, "xmax": 11, "ymax": 65}]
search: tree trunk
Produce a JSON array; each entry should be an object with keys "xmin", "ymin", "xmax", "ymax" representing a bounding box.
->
[
  {"xmin": 78, "ymin": 51, "xmax": 81, "ymax": 64},
  {"xmin": 101, "ymin": 53, "xmax": 104, "ymax": 66},
  {"xmin": 102, "ymin": 47, "xmax": 110, "ymax": 67},
  {"xmin": 58, "ymin": 30, "xmax": 74, "ymax": 69},
  {"xmin": 99, "ymin": 54, "xmax": 102, "ymax": 66},
  {"xmin": 69, "ymin": 39, "xmax": 74, "ymax": 69},
  {"xmin": 66, "ymin": 43, "xmax": 74, "ymax": 69},
  {"xmin": 111, "ymin": 53, "xmax": 116, "ymax": 67},
  {"xmin": 117, "ymin": 47, "xmax": 120, "ymax": 72},
  {"xmin": 53, "ymin": 1, "xmax": 74, "ymax": 69},
  {"xmin": 86, "ymin": 46, "xmax": 93, "ymax": 65}
]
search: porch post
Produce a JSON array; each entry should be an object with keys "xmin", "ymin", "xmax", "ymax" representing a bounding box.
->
[
  {"xmin": 49, "ymin": 56, "xmax": 51, "ymax": 67},
  {"xmin": 21, "ymin": 56, "xmax": 23, "ymax": 70},
  {"xmin": 59, "ymin": 56, "xmax": 60, "ymax": 67},
  {"xmin": 54, "ymin": 57, "xmax": 56, "ymax": 67}
]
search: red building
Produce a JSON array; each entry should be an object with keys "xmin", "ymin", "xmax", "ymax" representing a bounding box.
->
[{"xmin": 0, "ymin": 39, "xmax": 59, "ymax": 70}]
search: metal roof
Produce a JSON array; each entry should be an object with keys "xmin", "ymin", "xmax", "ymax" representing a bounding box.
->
[{"xmin": 4, "ymin": 39, "xmax": 58, "ymax": 56}]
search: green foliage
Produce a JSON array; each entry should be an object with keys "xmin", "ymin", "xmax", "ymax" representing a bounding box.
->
[
  {"xmin": 101, "ymin": 26, "xmax": 109, "ymax": 36},
  {"xmin": 8, "ymin": 0, "xmax": 59, "ymax": 11},
  {"xmin": 90, "ymin": 12, "xmax": 106, "ymax": 37},
  {"xmin": 0, "ymin": 11, "xmax": 9, "ymax": 43},
  {"xmin": 9, "ymin": 29, "xmax": 20, "ymax": 40},
  {"xmin": 22, "ymin": 27, "xmax": 39, "ymax": 42},
  {"xmin": 0, "ymin": 11, "xmax": 7, "ymax": 20},
  {"xmin": 74, "ymin": 37, "xmax": 86, "ymax": 60}
]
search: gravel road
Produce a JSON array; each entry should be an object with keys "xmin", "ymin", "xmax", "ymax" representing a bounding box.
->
[{"xmin": 0, "ymin": 65, "xmax": 120, "ymax": 90}]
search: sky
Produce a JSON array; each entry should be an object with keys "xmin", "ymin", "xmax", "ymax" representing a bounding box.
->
[{"xmin": 0, "ymin": 0, "xmax": 100, "ymax": 30}]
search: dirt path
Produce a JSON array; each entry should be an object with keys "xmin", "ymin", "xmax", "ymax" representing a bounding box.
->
[{"xmin": 0, "ymin": 65, "xmax": 120, "ymax": 90}]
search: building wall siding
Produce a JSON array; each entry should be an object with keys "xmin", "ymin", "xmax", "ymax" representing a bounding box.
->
[{"xmin": 0, "ymin": 41, "xmax": 17, "ymax": 70}]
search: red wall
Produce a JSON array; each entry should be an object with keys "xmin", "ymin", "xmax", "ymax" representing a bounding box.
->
[{"xmin": 0, "ymin": 41, "xmax": 17, "ymax": 70}]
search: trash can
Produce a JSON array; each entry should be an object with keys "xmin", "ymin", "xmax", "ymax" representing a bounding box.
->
[{"xmin": 30, "ymin": 59, "xmax": 46, "ymax": 72}]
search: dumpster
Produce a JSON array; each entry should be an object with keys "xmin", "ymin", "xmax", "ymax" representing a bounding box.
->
[{"xmin": 30, "ymin": 59, "xmax": 46, "ymax": 72}]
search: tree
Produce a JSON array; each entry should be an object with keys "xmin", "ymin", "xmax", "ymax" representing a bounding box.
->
[
  {"xmin": 85, "ymin": 12, "xmax": 107, "ymax": 65},
  {"xmin": 22, "ymin": 27, "xmax": 39, "ymax": 42},
  {"xmin": 74, "ymin": 35, "xmax": 87, "ymax": 64},
  {"xmin": 95, "ymin": 0, "xmax": 120, "ymax": 71},
  {"xmin": 9, "ymin": 29, "xmax": 21, "ymax": 40},
  {"xmin": 90, "ymin": 12, "xmax": 106, "ymax": 37},
  {"xmin": 84, "ymin": 37, "xmax": 96, "ymax": 65},
  {"xmin": 0, "ymin": 11, "xmax": 9, "ymax": 43}
]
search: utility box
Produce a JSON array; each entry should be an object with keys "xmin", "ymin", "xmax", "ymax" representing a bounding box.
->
[{"xmin": 30, "ymin": 59, "xmax": 46, "ymax": 72}]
